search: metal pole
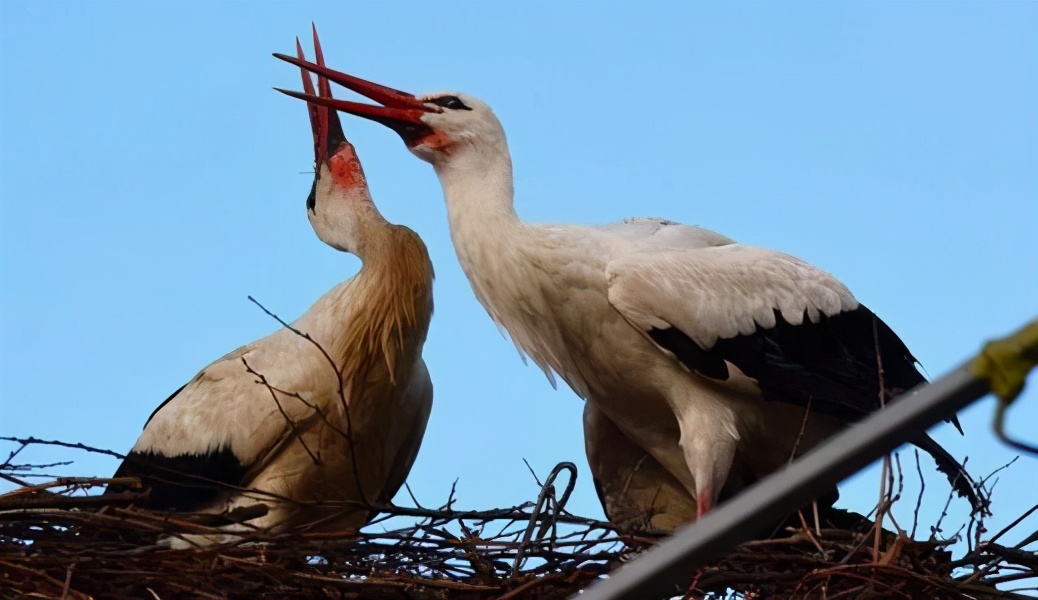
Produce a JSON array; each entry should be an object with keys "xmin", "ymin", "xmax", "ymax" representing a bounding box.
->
[{"xmin": 578, "ymin": 361, "xmax": 992, "ymax": 600}]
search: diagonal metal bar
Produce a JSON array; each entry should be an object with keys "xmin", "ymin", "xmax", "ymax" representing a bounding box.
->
[{"xmin": 577, "ymin": 318, "xmax": 1038, "ymax": 600}]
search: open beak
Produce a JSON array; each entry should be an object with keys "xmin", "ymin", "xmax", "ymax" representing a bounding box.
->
[
  {"xmin": 295, "ymin": 25, "xmax": 346, "ymax": 170},
  {"xmin": 274, "ymin": 44, "xmax": 435, "ymax": 145}
]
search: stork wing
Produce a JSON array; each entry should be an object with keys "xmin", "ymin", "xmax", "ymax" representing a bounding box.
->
[
  {"xmin": 606, "ymin": 243, "xmax": 926, "ymax": 422},
  {"xmin": 373, "ymin": 359, "xmax": 433, "ymax": 512},
  {"xmin": 108, "ymin": 342, "xmax": 322, "ymax": 511}
]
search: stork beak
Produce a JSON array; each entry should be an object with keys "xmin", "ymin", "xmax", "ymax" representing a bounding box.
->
[
  {"xmin": 295, "ymin": 25, "xmax": 346, "ymax": 171},
  {"xmin": 274, "ymin": 45, "xmax": 434, "ymax": 146}
]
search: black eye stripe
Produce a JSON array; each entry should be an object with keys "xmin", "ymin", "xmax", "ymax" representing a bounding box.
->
[{"xmin": 430, "ymin": 95, "xmax": 472, "ymax": 111}]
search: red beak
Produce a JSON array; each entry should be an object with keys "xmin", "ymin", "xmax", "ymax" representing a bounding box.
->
[
  {"xmin": 295, "ymin": 25, "xmax": 346, "ymax": 170},
  {"xmin": 274, "ymin": 44, "xmax": 434, "ymax": 145}
]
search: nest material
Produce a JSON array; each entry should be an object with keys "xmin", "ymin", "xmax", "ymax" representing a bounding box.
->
[{"xmin": 1, "ymin": 438, "xmax": 1035, "ymax": 599}]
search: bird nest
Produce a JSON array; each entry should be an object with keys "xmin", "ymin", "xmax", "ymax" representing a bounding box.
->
[{"xmin": 1, "ymin": 437, "xmax": 1035, "ymax": 599}]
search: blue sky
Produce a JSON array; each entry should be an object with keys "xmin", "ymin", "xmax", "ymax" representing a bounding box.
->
[{"xmin": 2, "ymin": 0, "xmax": 1035, "ymax": 561}]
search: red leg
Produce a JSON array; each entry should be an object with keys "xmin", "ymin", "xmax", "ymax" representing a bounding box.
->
[{"xmin": 696, "ymin": 488, "xmax": 715, "ymax": 519}]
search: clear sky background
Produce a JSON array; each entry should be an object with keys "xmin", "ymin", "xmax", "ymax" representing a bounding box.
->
[{"xmin": 2, "ymin": 0, "xmax": 1036, "ymax": 566}]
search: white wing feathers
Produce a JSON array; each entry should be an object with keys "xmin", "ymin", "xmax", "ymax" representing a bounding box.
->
[
  {"xmin": 606, "ymin": 244, "xmax": 859, "ymax": 349},
  {"xmin": 132, "ymin": 328, "xmax": 336, "ymax": 470}
]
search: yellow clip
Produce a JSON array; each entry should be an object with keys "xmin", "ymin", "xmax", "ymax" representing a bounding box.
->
[{"xmin": 970, "ymin": 318, "xmax": 1038, "ymax": 455}]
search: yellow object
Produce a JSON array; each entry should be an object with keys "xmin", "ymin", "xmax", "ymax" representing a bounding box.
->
[{"xmin": 971, "ymin": 318, "xmax": 1038, "ymax": 454}]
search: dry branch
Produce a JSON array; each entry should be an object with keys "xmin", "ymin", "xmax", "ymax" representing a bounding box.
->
[{"xmin": 1, "ymin": 438, "xmax": 1034, "ymax": 599}]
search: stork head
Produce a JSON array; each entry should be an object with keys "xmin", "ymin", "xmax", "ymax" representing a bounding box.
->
[
  {"xmin": 292, "ymin": 27, "xmax": 383, "ymax": 256},
  {"xmin": 274, "ymin": 53, "xmax": 505, "ymax": 166}
]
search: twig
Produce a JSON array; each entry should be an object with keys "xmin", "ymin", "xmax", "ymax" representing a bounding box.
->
[
  {"xmin": 911, "ymin": 450, "xmax": 925, "ymax": 539},
  {"xmin": 0, "ymin": 436, "xmax": 125, "ymax": 460},
  {"xmin": 241, "ymin": 356, "xmax": 323, "ymax": 468},
  {"xmin": 247, "ymin": 295, "xmax": 369, "ymax": 507}
]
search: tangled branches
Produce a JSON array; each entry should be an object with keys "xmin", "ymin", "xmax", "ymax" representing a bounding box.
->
[
  {"xmin": 1, "ymin": 437, "xmax": 1035, "ymax": 599},
  {"xmin": 2, "ymin": 445, "xmax": 617, "ymax": 600}
]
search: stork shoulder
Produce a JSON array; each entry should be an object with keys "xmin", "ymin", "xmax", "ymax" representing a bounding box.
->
[{"xmin": 597, "ymin": 218, "xmax": 736, "ymax": 250}]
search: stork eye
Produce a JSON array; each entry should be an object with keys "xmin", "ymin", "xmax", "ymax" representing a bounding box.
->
[{"xmin": 430, "ymin": 95, "xmax": 471, "ymax": 111}]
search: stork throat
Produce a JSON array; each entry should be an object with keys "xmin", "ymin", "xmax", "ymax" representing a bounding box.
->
[{"xmin": 328, "ymin": 144, "xmax": 368, "ymax": 190}]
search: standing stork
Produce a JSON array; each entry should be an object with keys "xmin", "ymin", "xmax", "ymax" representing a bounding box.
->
[
  {"xmin": 106, "ymin": 30, "xmax": 435, "ymax": 542},
  {"xmin": 275, "ymin": 55, "xmax": 984, "ymax": 521}
]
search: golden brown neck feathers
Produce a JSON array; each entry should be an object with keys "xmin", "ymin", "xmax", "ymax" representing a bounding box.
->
[{"xmin": 332, "ymin": 225, "xmax": 434, "ymax": 394}]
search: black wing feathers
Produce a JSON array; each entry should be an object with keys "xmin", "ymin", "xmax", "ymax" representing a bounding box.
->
[
  {"xmin": 106, "ymin": 448, "xmax": 248, "ymax": 512},
  {"xmin": 715, "ymin": 305, "xmax": 926, "ymax": 421},
  {"xmin": 655, "ymin": 305, "xmax": 926, "ymax": 423},
  {"xmin": 648, "ymin": 327, "xmax": 730, "ymax": 380},
  {"xmin": 651, "ymin": 304, "xmax": 982, "ymax": 511},
  {"xmin": 104, "ymin": 383, "xmax": 250, "ymax": 511}
]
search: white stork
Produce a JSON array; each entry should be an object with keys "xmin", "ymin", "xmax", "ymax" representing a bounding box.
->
[
  {"xmin": 275, "ymin": 56, "xmax": 983, "ymax": 520},
  {"xmin": 107, "ymin": 31, "xmax": 435, "ymax": 542}
]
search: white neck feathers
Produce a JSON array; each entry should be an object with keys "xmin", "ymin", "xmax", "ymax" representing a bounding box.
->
[{"xmin": 434, "ymin": 143, "xmax": 519, "ymax": 258}]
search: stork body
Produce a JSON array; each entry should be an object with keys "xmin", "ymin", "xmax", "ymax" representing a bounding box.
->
[
  {"xmin": 108, "ymin": 33, "xmax": 434, "ymax": 540},
  {"xmin": 438, "ymin": 202, "xmax": 850, "ymax": 517},
  {"xmin": 275, "ymin": 56, "xmax": 983, "ymax": 521}
]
